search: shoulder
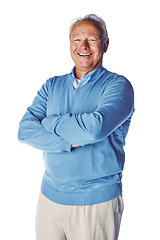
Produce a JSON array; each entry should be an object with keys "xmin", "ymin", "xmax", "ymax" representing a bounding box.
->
[
  {"xmin": 43, "ymin": 73, "xmax": 70, "ymax": 89},
  {"xmin": 37, "ymin": 73, "xmax": 70, "ymax": 99},
  {"xmin": 102, "ymin": 67, "xmax": 134, "ymax": 92}
]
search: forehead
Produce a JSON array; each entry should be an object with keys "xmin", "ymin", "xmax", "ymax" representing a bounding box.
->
[{"xmin": 71, "ymin": 20, "xmax": 101, "ymax": 37}]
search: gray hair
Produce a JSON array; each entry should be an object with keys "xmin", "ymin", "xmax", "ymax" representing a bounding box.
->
[{"xmin": 69, "ymin": 14, "xmax": 108, "ymax": 43}]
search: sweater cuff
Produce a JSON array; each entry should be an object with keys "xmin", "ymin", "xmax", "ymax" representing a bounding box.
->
[
  {"xmin": 61, "ymin": 141, "xmax": 72, "ymax": 152},
  {"xmin": 42, "ymin": 116, "xmax": 72, "ymax": 152}
]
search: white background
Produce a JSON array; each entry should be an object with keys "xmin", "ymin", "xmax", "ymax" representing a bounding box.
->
[{"xmin": 1, "ymin": 0, "xmax": 160, "ymax": 239}]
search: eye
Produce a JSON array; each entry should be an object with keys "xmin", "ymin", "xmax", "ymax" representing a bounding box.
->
[
  {"xmin": 89, "ymin": 38, "xmax": 98, "ymax": 42},
  {"xmin": 74, "ymin": 39, "xmax": 80, "ymax": 42}
]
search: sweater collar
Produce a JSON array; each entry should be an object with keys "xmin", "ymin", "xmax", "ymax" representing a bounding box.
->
[{"xmin": 70, "ymin": 65, "xmax": 104, "ymax": 88}]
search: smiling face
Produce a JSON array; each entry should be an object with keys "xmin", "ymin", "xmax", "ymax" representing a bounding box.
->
[{"xmin": 70, "ymin": 20, "xmax": 109, "ymax": 79}]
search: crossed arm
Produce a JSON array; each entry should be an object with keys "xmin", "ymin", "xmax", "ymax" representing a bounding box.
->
[
  {"xmin": 58, "ymin": 109, "xmax": 97, "ymax": 149},
  {"xmin": 18, "ymin": 77, "xmax": 134, "ymax": 152},
  {"xmin": 18, "ymin": 80, "xmax": 72, "ymax": 153}
]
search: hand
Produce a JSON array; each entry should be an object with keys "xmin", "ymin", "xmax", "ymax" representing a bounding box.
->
[{"xmin": 71, "ymin": 145, "xmax": 80, "ymax": 149}]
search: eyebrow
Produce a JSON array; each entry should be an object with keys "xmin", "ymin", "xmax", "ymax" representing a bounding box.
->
[{"xmin": 71, "ymin": 34, "xmax": 99, "ymax": 39}]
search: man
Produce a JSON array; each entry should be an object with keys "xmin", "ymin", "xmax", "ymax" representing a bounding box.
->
[{"xmin": 18, "ymin": 14, "xmax": 134, "ymax": 240}]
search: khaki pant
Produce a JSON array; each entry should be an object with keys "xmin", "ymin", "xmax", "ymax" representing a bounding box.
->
[{"xmin": 36, "ymin": 192, "xmax": 124, "ymax": 240}]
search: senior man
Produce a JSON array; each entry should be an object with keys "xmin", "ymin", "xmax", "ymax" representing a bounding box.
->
[{"xmin": 18, "ymin": 14, "xmax": 134, "ymax": 240}]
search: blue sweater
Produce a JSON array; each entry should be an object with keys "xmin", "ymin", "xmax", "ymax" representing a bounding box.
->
[{"xmin": 18, "ymin": 66, "xmax": 134, "ymax": 206}]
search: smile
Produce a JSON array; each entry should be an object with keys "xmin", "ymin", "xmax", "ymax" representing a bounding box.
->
[{"xmin": 77, "ymin": 53, "xmax": 92, "ymax": 57}]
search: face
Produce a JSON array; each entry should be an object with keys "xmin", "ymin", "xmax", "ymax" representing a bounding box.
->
[{"xmin": 70, "ymin": 20, "xmax": 109, "ymax": 79}]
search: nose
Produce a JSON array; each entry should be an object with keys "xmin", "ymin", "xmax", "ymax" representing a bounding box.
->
[{"xmin": 80, "ymin": 39, "xmax": 89, "ymax": 49}]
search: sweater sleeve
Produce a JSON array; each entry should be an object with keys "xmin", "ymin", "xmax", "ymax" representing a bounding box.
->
[
  {"xmin": 18, "ymin": 79, "xmax": 71, "ymax": 152},
  {"xmin": 42, "ymin": 76, "xmax": 134, "ymax": 146}
]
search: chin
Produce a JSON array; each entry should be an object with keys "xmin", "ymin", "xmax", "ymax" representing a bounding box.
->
[{"xmin": 78, "ymin": 61, "xmax": 94, "ymax": 69}]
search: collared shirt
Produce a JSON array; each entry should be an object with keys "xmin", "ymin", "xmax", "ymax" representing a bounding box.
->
[{"xmin": 70, "ymin": 65, "xmax": 104, "ymax": 89}]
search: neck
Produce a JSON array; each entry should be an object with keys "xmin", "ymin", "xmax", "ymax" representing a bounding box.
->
[
  {"xmin": 74, "ymin": 61, "xmax": 102, "ymax": 80},
  {"xmin": 74, "ymin": 69, "xmax": 89, "ymax": 80}
]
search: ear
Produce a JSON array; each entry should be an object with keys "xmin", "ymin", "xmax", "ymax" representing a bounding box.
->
[{"xmin": 103, "ymin": 39, "xmax": 109, "ymax": 53}]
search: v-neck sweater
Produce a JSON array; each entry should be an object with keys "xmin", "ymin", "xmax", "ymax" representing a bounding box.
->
[{"xmin": 18, "ymin": 66, "xmax": 134, "ymax": 205}]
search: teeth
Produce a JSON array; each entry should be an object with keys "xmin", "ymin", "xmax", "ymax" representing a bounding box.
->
[{"xmin": 78, "ymin": 53, "xmax": 91, "ymax": 56}]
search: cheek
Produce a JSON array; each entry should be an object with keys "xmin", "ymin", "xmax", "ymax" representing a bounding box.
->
[
  {"xmin": 93, "ymin": 49, "xmax": 103, "ymax": 59},
  {"xmin": 70, "ymin": 43, "xmax": 78, "ymax": 53},
  {"xmin": 91, "ymin": 44, "xmax": 102, "ymax": 55}
]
